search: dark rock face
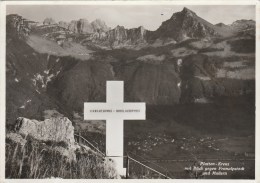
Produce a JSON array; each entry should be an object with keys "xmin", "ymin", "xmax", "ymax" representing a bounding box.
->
[
  {"xmin": 117, "ymin": 62, "xmax": 181, "ymax": 104},
  {"xmin": 127, "ymin": 26, "xmax": 147, "ymax": 43},
  {"xmin": 6, "ymin": 38, "xmax": 70, "ymax": 125},
  {"xmin": 179, "ymin": 54, "xmax": 255, "ymax": 103},
  {"xmin": 47, "ymin": 58, "xmax": 114, "ymax": 111},
  {"xmin": 46, "ymin": 58, "xmax": 181, "ymax": 109},
  {"xmin": 6, "ymin": 14, "xmax": 23, "ymax": 34},
  {"xmin": 6, "ymin": 14, "xmax": 32, "ymax": 37}
]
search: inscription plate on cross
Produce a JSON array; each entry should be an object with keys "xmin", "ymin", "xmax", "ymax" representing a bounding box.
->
[{"xmin": 84, "ymin": 81, "xmax": 146, "ymax": 176}]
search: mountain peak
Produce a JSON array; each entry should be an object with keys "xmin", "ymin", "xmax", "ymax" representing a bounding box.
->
[
  {"xmin": 181, "ymin": 7, "xmax": 196, "ymax": 16},
  {"xmin": 152, "ymin": 7, "xmax": 234, "ymax": 42},
  {"xmin": 170, "ymin": 7, "xmax": 196, "ymax": 20}
]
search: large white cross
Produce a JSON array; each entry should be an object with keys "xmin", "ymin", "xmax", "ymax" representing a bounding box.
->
[{"xmin": 84, "ymin": 81, "xmax": 146, "ymax": 176}]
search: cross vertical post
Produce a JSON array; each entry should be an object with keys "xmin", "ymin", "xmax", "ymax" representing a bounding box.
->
[{"xmin": 84, "ymin": 81, "xmax": 146, "ymax": 176}]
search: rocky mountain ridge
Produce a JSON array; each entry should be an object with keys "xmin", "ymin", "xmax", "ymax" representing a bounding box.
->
[
  {"xmin": 57, "ymin": 18, "xmax": 110, "ymax": 34},
  {"xmin": 7, "ymin": 7, "xmax": 255, "ymax": 49}
]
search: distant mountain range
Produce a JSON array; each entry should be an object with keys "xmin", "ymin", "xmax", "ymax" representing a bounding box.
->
[{"xmin": 7, "ymin": 7, "xmax": 255, "ymax": 49}]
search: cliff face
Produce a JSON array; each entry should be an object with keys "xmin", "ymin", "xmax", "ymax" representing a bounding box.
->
[
  {"xmin": 6, "ymin": 14, "xmax": 34, "ymax": 37},
  {"xmin": 46, "ymin": 58, "xmax": 114, "ymax": 111},
  {"xmin": 102, "ymin": 26, "xmax": 147, "ymax": 48},
  {"xmin": 179, "ymin": 54, "xmax": 255, "ymax": 103},
  {"xmin": 58, "ymin": 18, "xmax": 109, "ymax": 34},
  {"xmin": 75, "ymin": 19, "xmax": 93, "ymax": 34},
  {"xmin": 117, "ymin": 62, "xmax": 181, "ymax": 104},
  {"xmin": 91, "ymin": 19, "xmax": 110, "ymax": 32}
]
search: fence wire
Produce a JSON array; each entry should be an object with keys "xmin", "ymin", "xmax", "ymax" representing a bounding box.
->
[
  {"xmin": 74, "ymin": 133, "xmax": 172, "ymax": 179},
  {"xmin": 127, "ymin": 156, "xmax": 171, "ymax": 179}
]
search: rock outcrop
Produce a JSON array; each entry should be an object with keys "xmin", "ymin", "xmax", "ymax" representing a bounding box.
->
[
  {"xmin": 95, "ymin": 25, "xmax": 147, "ymax": 48},
  {"xmin": 6, "ymin": 117, "xmax": 78, "ymax": 161},
  {"xmin": 6, "ymin": 14, "xmax": 37, "ymax": 37},
  {"xmin": 230, "ymin": 19, "xmax": 255, "ymax": 31},
  {"xmin": 59, "ymin": 18, "xmax": 109, "ymax": 34},
  {"xmin": 43, "ymin": 18, "xmax": 56, "ymax": 25},
  {"xmin": 58, "ymin": 21, "xmax": 69, "ymax": 29},
  {"xmin": 76, "ymin": 19, "xmax": 93, "ymax": 34},
  {"xmin": 15, "ymin": 117, "xmax": 75, "ymax": 148},
  {"xmin": 91, "ymin": 19, "xmax": 109, "ymax": 32}
]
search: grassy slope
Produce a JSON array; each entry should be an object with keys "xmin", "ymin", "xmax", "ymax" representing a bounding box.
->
[{"xmin": 6, "ymin": 136, "xmax": 118, "ymax": 179}]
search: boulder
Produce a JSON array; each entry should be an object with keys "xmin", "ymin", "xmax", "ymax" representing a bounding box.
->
[{"xmin": 14, "ymin": 117, "xmax": 75, "ymax": 148}]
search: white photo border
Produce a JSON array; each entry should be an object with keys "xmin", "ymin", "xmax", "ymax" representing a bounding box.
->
[{"xmin": 0, "ymin": 1, "xmax": 259, "ymax": 183}]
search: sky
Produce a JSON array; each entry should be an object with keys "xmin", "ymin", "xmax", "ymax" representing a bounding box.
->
[{"xmin": 7, "ymin": 5, "xmax": 255, "ymax": 31}]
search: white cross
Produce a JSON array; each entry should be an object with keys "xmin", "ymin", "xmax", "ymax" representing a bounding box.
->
[{"xmin": 84, "ymin": 81, "xmax": 146, "ymax": 176}]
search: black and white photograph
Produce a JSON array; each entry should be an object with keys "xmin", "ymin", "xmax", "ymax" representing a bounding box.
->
[{"xmin": 2, "ymin": 3, "xmax": 257, "ymax": 180}]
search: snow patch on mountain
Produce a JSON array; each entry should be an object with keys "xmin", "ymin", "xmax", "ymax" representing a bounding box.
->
[{"xmin": 137, "ymin": 54, "xmax": 165, "ymax": 64}]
